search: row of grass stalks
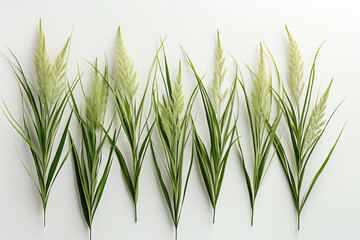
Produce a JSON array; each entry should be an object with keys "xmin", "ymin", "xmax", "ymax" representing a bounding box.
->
[{"xmin": 3, "ymin": 20, "xmax": 344, "ymax": 238}]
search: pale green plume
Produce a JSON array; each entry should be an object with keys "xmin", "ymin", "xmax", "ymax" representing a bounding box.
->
[
  {"xmin": 305, "ymin": 79, "xmax": 333, "ymax": 148},
  {"xmin": 34, "ymin": 20, "xmax": 52, "ymax": 102},
  {"xmin": 251, "ymin": 43, "xmax": 270, "ymax": 122},
  {"xmin": 115, "ymin": 26, "xmax": 138, "ymax": 101},
  {"xmin": 34, "ymin": 19, "xmax": 69, "ymax": 104},
  {"xmin": 160, "ymin": 99, "xmax": 173, "ymax": 145},
  {"xmin": 173, "ymin": 61, "xmax": 185, "ymax": 120},
  {"xmin": 286, "ymin": 25, "xmax": 304, "ymax": 106},
  {"xmin": 211, "ymin": 30, "xmax": 227, "ymax": 115},
  {"xmin": 160, "ymin": 61, "xmax": 184, "ymax": 143},
  {"xmin": 51, "ymin": 39, "xmax": 69, "ymax": 102},
  {"xmin": 86, "ymin": 59, "xmax": 109, "ymax": 129}
]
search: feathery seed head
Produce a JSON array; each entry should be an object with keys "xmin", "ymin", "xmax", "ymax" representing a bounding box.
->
[
  {"xmin": 305, "ymin": 79, "xmax": 333, "ymax": 148},
  {"xmin": 34, "ymin": 20, "xmax": 69, "ymax": 104},
  {"xmin": 34, "ymin": 20, "xmax": 52, "ymax": 102},
  {"xmin": 251, "ymin": 43, "xmax": 270, "ymax": 122},
  {"xmin": 160, "ymin": 99, "xmax": 173, "ymax": 143},
  {"xmin": 173, "ymin": 61, "xmax": 185, "ymax": 119},
  {"xmin": 50, "ymin": 38, "xmax": 69, "ymax": 102},
  {"xmin": 86, "ymin": 59, "xmax": 109, "ymax": 130},
  {"xmin": 115, "ymin": 26, "xmax": 138, "ymax": 101},
  {"xmin": 160, "ymin": 62, "xmax": 184, "ymax": 143},
  {"xmin": 211, "ymin": 30, "xmax": 227, "ymax": 114},
  {"xmin": 286, "ymin": 25, "xmax": 304, "ymax": 106}
]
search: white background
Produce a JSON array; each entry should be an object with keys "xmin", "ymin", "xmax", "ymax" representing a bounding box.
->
[{"xmin": 0, "ymin": 0, "xmax": 358, "ymax": 239}]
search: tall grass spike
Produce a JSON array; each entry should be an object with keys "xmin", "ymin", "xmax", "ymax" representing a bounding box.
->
[
  {"xmin": 115, "ymin": 27, "xmax": 138, "ymax": 101},
  {"xmin": 286, "ymin": 25, "xmax": 304, "ymax": 107}
]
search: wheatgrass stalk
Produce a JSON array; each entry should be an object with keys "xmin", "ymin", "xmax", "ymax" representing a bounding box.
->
[
  {"xmin": 150, "ymin": 42, "xmax": 197, "ymax": 240},
  {"xmin": 236, "ymin": 43, "xmax": 281, "ymax": 225},
  {"xmin": 105, "ymin": 27, "xmax": 154, "ymax": 222},
  {"xmin": 68, "ymin": 60, "xmax": 114, "ymax": 240},
  {"xmin": 3, "ymin": 19, "xmax": 73, "ymax": 226},
  {"xmin": 183, "ymin": 31, "xmax": 237, "ymax": 223},
  {"xmin": 269, "ymin": 26, "xmax": 344, "ymax": 230}
]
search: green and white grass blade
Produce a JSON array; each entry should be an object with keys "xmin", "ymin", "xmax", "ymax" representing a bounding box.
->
[
  {"xmin": 236, "ymin": 131, "xmax": 254, "ymax": 209},
  {"xmin": 300, "ymin": 125, "xmax": 344, "ymax": 212}
]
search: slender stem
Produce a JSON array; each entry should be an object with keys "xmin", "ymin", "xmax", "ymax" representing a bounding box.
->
[
  {"xmin": 134, "ymin": 204, "xmax": 138, "ymax": 223},
  {"xmin": 251, "ymin": 208, "xmax": 254, "ymax": 226},
  {"xmin": 297, "ymin": 213, "xmax": 300, "ymax": 231},
  {"xmin": 297, "ymin": 168, "xmax": 301, "ymax": 231},
  {"xmin": 43, "ymin": 202, "xmax": 47, "ymax": 227},
  {"xmin": 90, "ymin": 227, "xmax": 92, "ymax": 240},
  {"xmin": 43, "ymin": 209, "xmax": 46, "ymax": 227},
  {"xmin": 175, "ymin": 227, "xmax": 178, "ymax": 240},
  {"xmin": 213, "ymin": 207, "xmax": 216, "ymax": 223},
  {"xmin": 296, "ymin": 143, "xmax": 301, "ymax": 232}
]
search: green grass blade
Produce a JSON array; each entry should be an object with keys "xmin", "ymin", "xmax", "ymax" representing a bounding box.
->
[
  {"xmin": 300, "ymin": 125, "xmax": 344, "ymax": 212},
  {"xmin": 150, "ymin": 140, "xmax": 175, "ymax": 223},
  {"xmin": 69, "ymin": 132, "xmax": 91, "ymax": 227},
  {"xmin": 46, "ymin": 112, "xmax": 72, "ymax": 189},
  {"xmin": 236, "ymin": 135, "xmax": 254, "ymax": 208}
]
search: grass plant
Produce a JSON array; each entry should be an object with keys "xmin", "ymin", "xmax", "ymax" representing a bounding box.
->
[
  {"xmin": 183, "ymin": 31, "xmax": 237, "ymax": 223},
  {"xmin": 68, "ymin": 60, "xmax": 115, "ymax": 240},
  {"xmin": 236, "ymin": 43, "xmax": 281, "ymax": 225},
  {"xmin": 105, "ymin": 27, "xmax": 155, "ymax": 222},
  {"xmin": 3, "ymin": 19, "xmax": 73, "ymax": 226},
  {"xmin": 150, "ymin": 42, "xmax": 197, "ymax": 240},
  {"xmin": 269, "ymin": 26, "xmax": 344, "ymax": 230}
]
